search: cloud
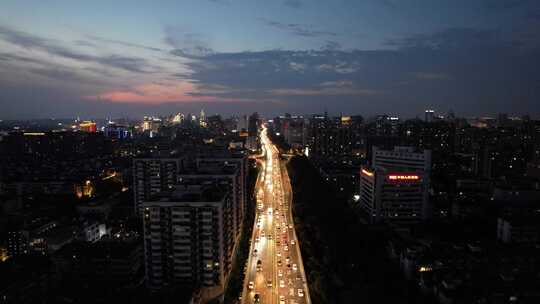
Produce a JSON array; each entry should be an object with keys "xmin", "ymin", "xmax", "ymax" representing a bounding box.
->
[
  {"xmin": 2, "ymin": 22, "xmax": 540, "ymax": 118},
  {"xmin": 283, "ymin": 0, "xmax": 303, "ymax": 9},
  {"xmin": 163, "ymin": 25, "xmax": 540, "ymax": 116},
  {"xmin": 0, "ymin": 25, "xmax": 49, "ymax": 48},
  {"xmin": 165, "ymin": 49, "xmax": 383, "ymax": 105},
  {"xmin": 385, "ymin": 28, "xmax": 508, "ymax": 50},
  {"xmin": 413, "ymin": 72, "xmax": 452, "ymax": 81},
  {"xmin": 0, "ymin": 52, "xmax": 48, "ymax": 65},
  {"xmin": 270, "ymin": 87, "xmax": 375, "ymax": 96},
  {"xmin": 163, "ymin": 26, "xmax": 211, "ymax": 49},
  {"xmin": 0, "ymin": 25, "xmax": 154, "ymax": 73},
  {"xmin": 163, "ymin": 26, "xmax": 217, "ymax": 60},
  {"xmin": 261, "ymin": 18, "xmax": 337, "ymax": 37},
  {"xmin": 86, "ymin": 35, "xmax": 163, "ymax": 52},
  {"xmin": 321, "ymin": 40, "xmax": 342, "ymax": 51},
  {"xmin": 170, "ymin": 46, "xmax": 215, "ymax": 59},
  {"xmin": 316, "ymin": 62, "xmax": 358, "ymax": 74},
  {"xmin": 29, "ymin": 67, "xmax": 99, "ymax": 83},
  {"xmin": 0, "ymin": 51, "xmax": 114, "ymax": 85},
  {"xmin": 74, "ymin": 40, "xmax": 98, "ymax": 48},
  {"xmin": 320, "ymin": 80, "xmax": 353, "ymax": 87},
  {"xmin": 289, "ymin": 62, "xmax": 306, "ymax": 72},
  {"xmin": 86, "ymin": 80, "xmax": 250, "ymax": 104},
  {"xmin": 86, "ymin": 81, "xmax": 199, "ymax": 103}
]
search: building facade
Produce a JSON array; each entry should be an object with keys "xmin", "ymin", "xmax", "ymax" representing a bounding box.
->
[
  {"xmin": 133, "ymin": 158, "xmax": 184, "ymax": 215},
  {"xmin": 142, "ymin": 185, "xmax": 236, "ymax": 295},
  {"xmin": 360, "ymin": 146, "xmax": 431, "ymax": 225}
]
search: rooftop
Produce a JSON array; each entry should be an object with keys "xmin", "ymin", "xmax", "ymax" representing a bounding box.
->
[{"xmin": 147, "ymin": 184, "xmax": 228, "ymax": 204}]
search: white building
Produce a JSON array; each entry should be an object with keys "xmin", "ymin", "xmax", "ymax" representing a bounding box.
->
[{"xmin": 360, "ymin": 146, "xmax": 431, "ymax": 226}]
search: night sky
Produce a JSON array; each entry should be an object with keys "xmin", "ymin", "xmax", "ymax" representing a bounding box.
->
[{"xmin": 1, "ymin": 0, "xmax": 539, "ymax": 119}]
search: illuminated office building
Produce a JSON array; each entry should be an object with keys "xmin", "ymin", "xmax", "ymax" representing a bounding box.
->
[
  {"xmin": 360, "ymin": 146, "xmax": 431, "ymax": 225},
  {"xmin": 79, "ymin": 121, "xmax": 97, "ymax": 133}
]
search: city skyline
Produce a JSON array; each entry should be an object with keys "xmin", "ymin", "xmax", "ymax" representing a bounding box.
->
[
  {"xmin": 1, "ymin": 0, "xmax": 540, "ymax": 119},
  {"xmin": 2, "ymin": 2, "xmax": 540, "ymax": 304}
]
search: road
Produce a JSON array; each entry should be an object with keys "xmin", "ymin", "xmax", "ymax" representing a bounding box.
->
[{"xmin": 242, "ymin": 125, "xmax": 310, "ymax": 304}]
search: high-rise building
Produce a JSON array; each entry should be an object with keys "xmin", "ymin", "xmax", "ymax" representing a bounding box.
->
[
  {"xmin": 360, "ymin": 146, "xmax": 431, "ymax": 226},
  {"xmin": 172, "ymin": 113, "xmax": 185, "ymax": 124},
  {"xmin": 283, "ymin": 115, "xmax": 306, "ymax": 150},
  {"xmin": 79, "ymin": 121, "xmax": 97, "ymax": 133},
  {"xmin": 133, "ymin": 158, "xmax": 184, "ymax": 215},
  {"xmin": 196, "ymin": 156, "xmax": 248, "ymax": 222},
  {"xmin": 237, "ymin": 115, "xmax": 248, "ymax": 133},
  {"xmin": 375, "ymin": 115, "xmax": 400, "ymax": 136},
  {"xmin": 207, "ymin": 115, "xmax": 224, "ymax": 132},
  {"xmin": 199, "ymin": 109, "xmax": 207, "ymax": 128},
  {"xmin": 104, "ymin": 123, "xmax": 130, "ymax": 140},
  {"xmin": 7, "ymin": 230, "xmax": 29, "ymax": 257},
  {"xmin": 142, "ymin": 116, "xmax": 162, "ymax": 137},
  {"xmin": 248, "ymin": 112, "xmax": 259, "ymax": 137},
  {"xmin": 372, "ymin": 146, "xmax": 431, "ymax": 172},
  {"xmin": 142, "ymin": 184, "xmax": 236, "ymax": 294},
  {"xmin": 425, "ymin": 109, "xmax": 435, "ymax": 123},
  {"xmin": 306, "ymin": 114, "xmax": 363, "ymax": 160},
  {"xmin": 497, "ymin": 113, "xmax": 509, "ymax": 127},
  {"xmin": 178, "ymin": 162, "xmax": 244, "ymax": 241}
]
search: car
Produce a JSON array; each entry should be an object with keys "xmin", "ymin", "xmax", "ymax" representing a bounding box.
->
[
  {"xmin": 284, "ymin": 245, "xmax": 288, "ymax": 251},
  {"xmin": 277, "ymin": 260, "xmax": 282, "ymax": 267},
  {"xmin": 279, "ymin": 295, "xmax": 286, "ymax": 304},
  {"xmin": 292, "ymin": 264, "xmax": 297, "ymax": 271},
  {"xmin": 290, "ymin": 240, "xmax": 296, "ymax": 245},
  {"xmin": 255, "ymin": 236, "xmax": 260, "ymax": 242},
  {"xmin": 254, "ymin": 293, "xmax": 261, "ymax": 303},
  {"xmin": 278, "ymin": 269, "xmax": 283, "ymax": 277},
  {"xmin": 279, "ymin": 280, "xmax": 285, "ymax": 288},
  {"xmin": 267, "ymin": 280, "xmax": 272, "ymax": 287},
  {"xmin": 298, "ymin": 289, "xmax": 304, "ymax": 297},
  {"xmin": 252, "ymin": 249, "xmax": 258, "ymax": 257},
  {"xmin": 248, "ymin": 281, "xmax": 254, "ymax": 289},
  {"xmin": 286, "ymin": 257, "xmax": 290, "ymax": 263}
]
